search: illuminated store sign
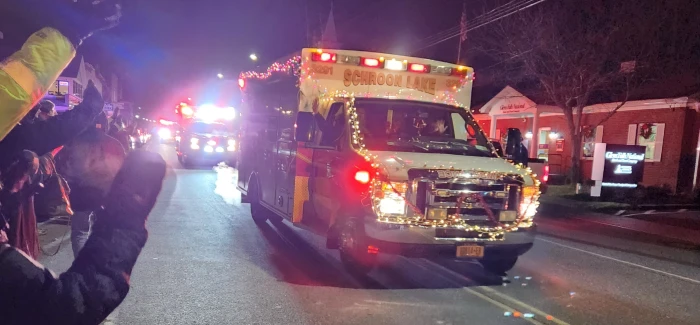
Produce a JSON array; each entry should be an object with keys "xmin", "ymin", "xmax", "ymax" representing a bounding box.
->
[{"xmin": 591, "ymin": 144, "xmax": 646, "ymax": 196}]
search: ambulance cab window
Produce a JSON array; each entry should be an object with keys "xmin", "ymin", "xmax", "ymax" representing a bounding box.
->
[
  {"xmin": 354, "ymin": 99, "xmax": 494, "ymax": 157},
  {"xmin": 319, "ymin": 103, "xmax": 345, "ymax": 147}
]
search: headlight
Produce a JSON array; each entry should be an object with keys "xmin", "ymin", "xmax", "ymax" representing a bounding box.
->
[
  {"xmin": 227, "ymin": 139, "xmax": 236, "ymax": 151},
  {"xmin": 158, "ymin": 128, "xmax": 172, "ymax": 139},
  {"xmin": 190, "ymin": 138, "xmax": 199, "ymax": 145},
  {"xmin": 375, "ymin": 181, "xmax": 407, "ymax": 216},
  {"xmin": 519, "ymin": 185, "xmax": 540, "ymax": 225}
]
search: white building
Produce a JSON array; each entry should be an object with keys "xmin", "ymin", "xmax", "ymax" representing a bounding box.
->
[{"xmin": 45, "ymin": 56, "xmax": 107, "ymax": 112}]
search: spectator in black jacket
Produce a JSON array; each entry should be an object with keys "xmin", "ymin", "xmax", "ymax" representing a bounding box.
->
[{"xmin": 0, "ymin": 150, "xmax": 166, "ymax": 325}]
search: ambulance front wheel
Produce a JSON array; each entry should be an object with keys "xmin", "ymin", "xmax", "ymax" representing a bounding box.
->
[
  {"xmin": 339, "ymin": 219, "xmax": 377, "ymax": 274},
  {"xmin": 249, "ymin": 179, "xmax": 268, "ymax": 224}
]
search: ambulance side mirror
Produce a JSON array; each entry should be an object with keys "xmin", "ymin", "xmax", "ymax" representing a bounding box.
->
[{"xmin": 295, "ymin": 112, "xmax": 315, "ymax": 143}]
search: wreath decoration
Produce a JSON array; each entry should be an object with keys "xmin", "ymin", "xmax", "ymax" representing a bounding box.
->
[
  {"xmin": 639, "ymin": 123, "xmax": 654, "ymax": 140},
  {"xmin": 582, "ymin": 126, "xmax": 595, "ymax": 139}
]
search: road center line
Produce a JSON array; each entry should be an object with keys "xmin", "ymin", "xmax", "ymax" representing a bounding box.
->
[
  {"xmin": 414, "ymin": 259, "xmax": 570, "ymax": 325},
  {"xmin": 536, "ymin": 237, "xmax": 700, "ymax": 285},
  {"xmin": 405, "ymin": 259, "xmax": 545, "ymax": 325}
]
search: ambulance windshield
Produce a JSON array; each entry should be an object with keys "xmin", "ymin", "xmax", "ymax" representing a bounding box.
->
[
  {"xmin": 355, "ymin": 100, "xmax": 494, "ymax": 157},
  {"xmin": 190, "ymin": 122, "xmax": 230, "ymax": 135}
]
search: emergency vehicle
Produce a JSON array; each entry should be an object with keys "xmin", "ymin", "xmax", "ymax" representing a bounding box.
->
[
  {"xmin": 175, "ymin": 102, "xmax": 238, "ymax": 167},
  {"xmin": 237, "ymin": 49, "xmax": 541, "ymax": 274}
]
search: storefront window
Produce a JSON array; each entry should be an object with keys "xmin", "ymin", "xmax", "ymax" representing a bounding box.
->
[
  {"xmin": 637, "ymin": 123, "xmax": 657, "ymax": 160},
  {"xmin": 48, "ymin": 80, "xmax": 69, "ymax": 96},
  {"xmin": 73, "ymin": 81, "xmax": 83, "ymax": 96},
  {"xmin": 582, "ymin": 125, "xmax": 603, "ymax": 158},
  {"xmin": 628, "ymin": 123, "xmax": 665, "ymax": 162}
]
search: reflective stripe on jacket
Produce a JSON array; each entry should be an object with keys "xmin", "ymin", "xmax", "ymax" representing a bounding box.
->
[{"xmin": 0, "ymin": 28, "xmax": 75, "ymax": 141}]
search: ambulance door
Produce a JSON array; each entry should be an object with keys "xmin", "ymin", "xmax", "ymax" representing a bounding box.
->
[
  {"xmin": 274, "ymin": 111, "xmax": 296, "ymax": 217},
  {"xmin": 309, "ymin": 103, "xmax": 346, "ymax": 225},
  {"xmin": 259, "ymin": 113, "xmax": 279, "ymax": 207}
]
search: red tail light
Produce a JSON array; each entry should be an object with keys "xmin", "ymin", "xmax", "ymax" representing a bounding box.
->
[
  {"xmin": 238, "ymin": 78, "xmax": 245, "ymax": 89},
  {"xmin": 354, "ymin": 170, "xmax": 371, "ymax": 184},
  {"xmin": 360, "ymin": 58, "xmax": 381, "ymax": 68},
  {"xmin": 367, "ymin": 245, "xmax": 379, "ymax": 254},
  {"xmin": 311, "ymin": 52, "xmax": 337, "ymax": 62},
  {"xmin": 543, "ymin": 165, "xmax": 550, "ymax": 183},
  {"xmin": 408, "ymin": 63, "xmax": 429, "ymax": 73}
]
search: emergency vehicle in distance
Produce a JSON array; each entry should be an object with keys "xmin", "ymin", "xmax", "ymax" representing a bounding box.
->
[
  {"xmin": 175, "ymin": 101, "xmax": 238, "ymax": 168},
  {"xmin": 237, "ymin": 48, "xmax": 541, "ymax": 274}
]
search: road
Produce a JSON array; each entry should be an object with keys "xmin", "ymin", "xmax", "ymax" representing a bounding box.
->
[{"xmin": 40, "ymin": 143, "xmax": 700, "ymax": 325}]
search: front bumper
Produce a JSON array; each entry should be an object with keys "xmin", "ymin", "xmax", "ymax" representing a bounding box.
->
[
  {"xmin": 183, "ymin": 148, "xmax": 235, "ymax": 161},
  {"xmin": 363, "ymin": 218, "xmax": 536, "ymax": 258}
]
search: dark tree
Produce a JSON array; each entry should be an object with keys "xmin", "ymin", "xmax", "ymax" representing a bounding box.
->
[{"xmin": 477, "ymin": 0, "xmax": 698, "ymax": 183}]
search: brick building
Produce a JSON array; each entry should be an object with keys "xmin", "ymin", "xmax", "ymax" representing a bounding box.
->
[{"xmin": 473, "ymin": 86, "xmax": 700, "ymax": 193}]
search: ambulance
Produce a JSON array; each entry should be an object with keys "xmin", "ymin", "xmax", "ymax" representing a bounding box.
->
[{"xmin": 236, "ymin": 49, "xmax": 540, "ymax": 274}]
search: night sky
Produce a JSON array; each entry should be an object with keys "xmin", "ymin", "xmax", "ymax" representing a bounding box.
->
[
  {"xmin": 2, "ymin": 0, "xmax": 695, "ymax": 118},
  {"xmin": 78, "ymin": 0, "xmax": 488, "ymax": 116}
]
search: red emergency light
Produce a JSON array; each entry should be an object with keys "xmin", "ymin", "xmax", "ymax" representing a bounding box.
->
[
  {"xmin": 451, "ymin": 66, "xmax": 469, "ymax": 77},
  {"xmin": 354, "ymin": 170, "xmax": 371, "ymax": 184},
  {"xmin": 360, "ymin": 58, "xmax": 381, "ymax": 68},
  {"xmin": 181, "ymin": 105, "xmax": 194, "ymax": 117},
  {"xmin": 408, "ymin": 63, "xmax": 429, "ymax": 73},
  {"xmin": 311, "ymin": 51, "xmax": 337, "ymax": 62}
]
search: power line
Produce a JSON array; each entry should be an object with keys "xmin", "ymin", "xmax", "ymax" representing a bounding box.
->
[
  {"xmin": 412, "ymin": 0, "xmax": 524, "ymax": 47},
  {"xmin": 411, "ymin": 0, "xmax": 547, "ymax": 55},
  {"xmin": 414, "ymin": 0, "xmax": 544, "ymax": 53}
]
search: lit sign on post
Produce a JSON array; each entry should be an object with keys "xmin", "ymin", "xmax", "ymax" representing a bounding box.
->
[{"xmin": 591, "ymin": 144, "xmax": 646, "ymax": 196}]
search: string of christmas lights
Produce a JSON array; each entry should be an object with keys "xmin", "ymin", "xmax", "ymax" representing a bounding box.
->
[
  {"xmin": 346, "ymin": 96, "xmax": 541, "ymax": 239},
  {"xmin": 239, "ymin": 56, "xmax": 302, "ymax": 80}
]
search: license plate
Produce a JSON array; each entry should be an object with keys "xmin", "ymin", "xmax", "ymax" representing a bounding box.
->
[{"xmin": 456, "ymin": 245, "xmax": 484, "ymax": 258}]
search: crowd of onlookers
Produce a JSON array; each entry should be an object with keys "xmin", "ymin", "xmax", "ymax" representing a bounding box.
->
[{"xmin": 0, "ymin": 1, "xmax": 165, "ymax": 324}]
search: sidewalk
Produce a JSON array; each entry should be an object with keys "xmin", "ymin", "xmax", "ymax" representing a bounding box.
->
[
  {"xmin": 539, "ymin": 196, "xmax": 700, "ymax": 248},
  {"xmin": 38, "ymin": 216, "xmax": 71, "ymax": 258}
]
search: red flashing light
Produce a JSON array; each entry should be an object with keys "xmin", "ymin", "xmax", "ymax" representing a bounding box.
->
[
  {"xmin": 311, "ymin": 52, "xmax": 337, "ymax": 62},
  {"xmin": 451, "ymin": 66, "xmax": 469, "ymax": 77},
  {"xmin": 354, "ymin": 170, "xmax": 371, "ymax": 184},
  {"xmin": 543, "ymin": 165, "xmax": 550, "ymax": 183},
  {"xmin": 361, "ymin": 58, "xmax": 381, "ymax": 68},
  {"xmin": 367, "ymin": 245, "xmax": 379, "ymax": 254},
  {"xmin": 408, "ymin": 63, "xmax": 429, "ymax": 73},
  {"xmin": 238, "ymin": 78, "xmax": 245, "ymax": 89},
  {"xmin": 181, "ymin": 105, "xmax": 194, "ymax": 117}
]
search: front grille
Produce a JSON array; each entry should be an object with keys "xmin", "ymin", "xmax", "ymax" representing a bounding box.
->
[{"xmin": 406, "ymin": 169, "xmax": 524, "ymax": 226}]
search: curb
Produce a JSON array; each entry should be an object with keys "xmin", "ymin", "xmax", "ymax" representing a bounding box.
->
[{"xmin": 538, "ymin": 201, "xmax": 700, "ymax": 248}]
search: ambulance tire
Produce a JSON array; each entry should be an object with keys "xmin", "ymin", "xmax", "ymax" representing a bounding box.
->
[
  {"xmin": 249, "ymin": 179, "xmax": 268, "ymax": 225},
  {"xmin": 181, "ymin": 155, "xmax": 191, "ymax": 169},
  {"xmin": 339, "ymin": 219, "xmax": 377, "ymax": 275},
  {"xmin": 479, "ymin": 254, "xmax": 518, "ymax": 275}
]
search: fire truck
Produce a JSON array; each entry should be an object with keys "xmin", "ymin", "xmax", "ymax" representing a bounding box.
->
[{"xmin": 237, "ymin": 49, "xmax": 541, "ymax": 274}]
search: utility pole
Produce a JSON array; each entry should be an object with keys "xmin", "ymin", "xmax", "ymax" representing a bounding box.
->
[{"xmin": 457, "ymin": 1, "xmax": 467, "ymax": 63}]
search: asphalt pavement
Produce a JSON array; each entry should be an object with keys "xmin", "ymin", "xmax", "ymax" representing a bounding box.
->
[{"xmin": 39, "ymin": 142, "xmax": 700, "ymax": 325}]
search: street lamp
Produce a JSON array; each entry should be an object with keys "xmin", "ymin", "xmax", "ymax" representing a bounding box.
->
[
  {"xmin": 217, "ymin": 73, "xmax": 224, "ymax": 79},
  {"xmin": 249, "ymin": 53, "xmax": 258, "ymax": 61}
]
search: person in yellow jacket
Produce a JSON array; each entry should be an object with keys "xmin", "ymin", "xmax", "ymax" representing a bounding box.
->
[{"xmin": 0, "ymin": 0, "xmax": 122, "ymax": 141}]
